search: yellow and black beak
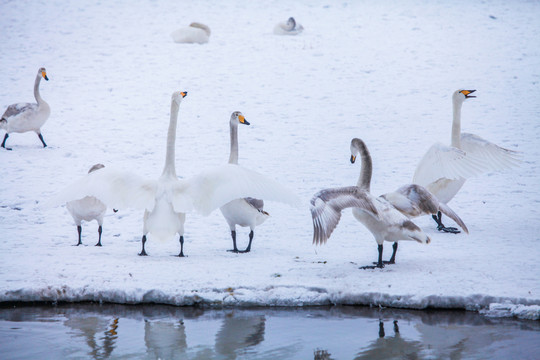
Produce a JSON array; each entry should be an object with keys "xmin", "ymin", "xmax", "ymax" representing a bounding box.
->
[
  {"xmin": 180, "ymin": 91, "xmax": 188, "ymax": 98},
  {"xmin": 350, "ymin": 155, "xmax": 356, "ymax": 164},
  {"xmin": 461, "ymin": 89, "xmax": 476, "ymax": 98},
  {"xmin": 42, "ymin": 71, "xmax": 49, "ymax": 81},
  {"xmin": 238, "ymin": 114, "xmax": 250, "ymax": 125}
]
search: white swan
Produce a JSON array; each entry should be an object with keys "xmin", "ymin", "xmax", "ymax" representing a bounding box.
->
[
  {"xmin": 1, "ymin": 67, "xmax": 50, "ymax": 150},
  {"xmin": 48, "ymin": 91, "xmax": 299, "ymax": 256},
  {"xmin": 413, "ymin": 90, "xmax": 522, "ymax": 228},
  {"xmin": 273, "ymin": 17, "xmax": 304, "ymax": 35},
  {"xmin": 219, "ymin": 111, "xmax": 270, "ymax": 253},
  {"xmin": 171, "ymin": 22, "xmax": 211, "ymax": 44},
  {"xmin": 311, "ymin": 138, "xmax": 430, "ymax": 269},
  {"xmin": 381, "ymin": 184, "xmax": 469, "ymax": 234},
  {"xmin": 66, "ymin": 164, "xmax": 117, "ymax": 246}
]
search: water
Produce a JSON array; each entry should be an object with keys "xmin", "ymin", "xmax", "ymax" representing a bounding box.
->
[{"xmin": 0, "ymin": 304, "xmax": 539, "ymax": 359}]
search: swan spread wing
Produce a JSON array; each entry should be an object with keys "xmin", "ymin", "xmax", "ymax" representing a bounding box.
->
[
  {"xmin": 186, "ymin": 164, "xmax": 301, "ymax": 216},
  {"xmin": 310, "ymin": 186, "xmax": 378, "ymax": 245},
  {"xmin": 46, "ymin": 167, "xmax": 157, "ymax": 210},
  {"xmin": 2, "ymin": 103, "xmax": 37, "ymax": 119},
  {"xmin": 460, "ymin": 133, "xmax": 522, "ymax": 171},
  {"xmin": 413, "ymin": 142, "xmax": 487, "ymax": 186}
]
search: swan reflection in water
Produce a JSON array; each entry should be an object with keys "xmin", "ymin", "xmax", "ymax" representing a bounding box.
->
[{"xmin": 63, "ymin": 315, "xmax": 119, "ymax": 359}]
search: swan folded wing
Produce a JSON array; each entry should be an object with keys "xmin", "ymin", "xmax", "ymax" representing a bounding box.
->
[
  {"xmin": 310, "ymin": 186, "xmax": 378, "ymax": 245},
  {"xmin": 186, "ymin": 164, "xmax": 302, "ymax": 216},
  {"xmin": 413, "ymin": 142, "xmax": 487, "ymax": 186},
  {"xmin": 45, "ymin": 167, "xmax": 157, "ymax": 210},
  {"xmin": 460, "ymin": 133, "xmax": 522, "ymax": 171},
  {"xmin": 2, "ymin": 103, "xmax": 36, "ymax": 119}
]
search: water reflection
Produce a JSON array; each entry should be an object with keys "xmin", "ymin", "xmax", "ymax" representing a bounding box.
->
[{"xmin": 0, "ymin": 304, "xmax": 539, "ymax": 359}]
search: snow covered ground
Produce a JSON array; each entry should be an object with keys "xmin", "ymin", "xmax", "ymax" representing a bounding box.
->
[{"xmin": 1, "ymin": 0, "xmax": 539, "ymax": 320}]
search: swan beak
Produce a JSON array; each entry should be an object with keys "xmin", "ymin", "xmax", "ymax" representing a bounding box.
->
[
  {"xmin": 461, "ymin": 90, "xmax": 476, "ymax": 98},
  {"xmin": 181, "ymin": 91, "xmax": 187, "ymax": 98},
  {"xmin": 42, "ymin": 71, "xmax": 49, "ymax": 81},
  {"xmin": 239, "ymin": 115, "xmax": 250, "ymax": 125},
  {"xmin": 350, "ymin": 155, "xmax": 356, "ymax": 164}
]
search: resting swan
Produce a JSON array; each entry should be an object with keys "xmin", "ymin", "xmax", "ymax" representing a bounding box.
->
[
  {"xmin": 48, "ymin": 91, "xmax": 299, "ymax": 256},
  {"xmin": 413, "ymin": 90, "xmax": 522, "ymax": 229},
  {"xmin": 219, "ymin": 112, "xmax": 269, "ymax": 253},
  {"xmin": 66, "ymin": 164, "xmax": 117, "ymax": 246},
  {"xmin": 310, "ymin": 138, "xmax": 430, "ymax": 269},
  {"xmin": 1, "ymin": 67, "xmax": 50, "ymax": 150},
  {"xmin": 171, "ymin": 22, "xmax": 211, "ymax": 44},
  {"xmin": 273, "ymin": 17, "xmax": 304, "ymax": 35}
]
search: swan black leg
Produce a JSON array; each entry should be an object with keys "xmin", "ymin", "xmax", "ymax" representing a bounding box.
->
[
  {"xmin": 387, "ymin": 242, "xmax": 398, "ymax": 264},
  {"xmin": 379, "ymin": 321, "xmax": 385, "ymax": 338},
  {"xmin": 138, "ymin": 235, "xmax": 148, "ymax": 256},
  {"xmin": 361, "ymin": 244, "xmax": 385, "ymax": 269},
  {"xmin": 432, "ymin": 211, "xmax": 460, "ymax": 234},
  {"xmin": 95, "ymin": 225, "xmax": 103, "ymax": 246},
  {"xmin": 177, "ymin": 235, "xmax": 186, "ymax": 257},
  {"xmin": 76, "ymin": 225, "xmax": 82, "ymax": 246},
  {"xmin": 242, "ymin": 230, "xmax": 254, "ymax": 253},
  {"xmin": 227, "ymin": 230, "xmax": 240, "ymax": 253},
  {"xmin": 1, "ymin": 133, "xmax": 12, "ymax": 150},
  {"xmin": 37, "ymin": 133, "xmax": 47, "ymax": 147}
]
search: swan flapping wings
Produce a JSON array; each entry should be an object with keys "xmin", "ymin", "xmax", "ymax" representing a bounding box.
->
[
  {"xmin": 310, "ymin": 186, "xmax": 378, "ymax": 245},
  {"xmin": 460, "ymin": 133, "xmax": 522, "ymax": 171}
]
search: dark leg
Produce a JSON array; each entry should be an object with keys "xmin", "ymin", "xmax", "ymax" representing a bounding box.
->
[
  {"xmin": 393, "ymin": 320, "xmax": 399, "ymax": 334},
  {"xmin": 361, "ymin": 244, "xmax": 385, "ymax": 269},
  {"xmin": 432, "ymin": 211, "xmax": 460, "ymax": 234},
  {"xmin": 227, "ymin": 230, "xmax": 240, "ymax": 253},
  {"xmin": 138, "ymin": 235, "xmax": 148, "ymax": 256},
  {"xmin": 76, "ymin": 225, "xmax": 82, "ymax": 246},
  {"xmin": 37, "ymin": 133, "xmax": 47, "ymax": 147},
  {"xmin": 95, "ymin": 225, "xmax": 103, "ymax": 246},
  {"xmin": 1, "ymin": 133, "xmax": 12, "ymax": 150},
  {"xmin": 379, "ymin": 321, "xmax": 385, "ymax": 338},
  {"xmin": 242, "ymin": 230, "xmax": 254, "ymax": 253},
  {"xmin": 177, "ymin": 235, "xmax": 185, "ymax": 257},
  {"xmin": 387, "ymin": 242, "xmax": 398, "ymax": 264}
]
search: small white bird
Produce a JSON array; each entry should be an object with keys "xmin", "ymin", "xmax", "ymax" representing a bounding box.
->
[
  {"xmin": 1, "ymin": 67, "xmax": 50, "ymax": 150},
  {"xmin": 171, "ymin": 22, "xmax": 211, "ymax": 44},
  {"xmin": 413, "ymin": 90, "xmax": 522, "ymax": 229},
  {"xmin": 66, "ymin": 164, "xmax": 116, "ymax": 247},
  {"xmin": 49, "ymin": 91, "xmax": 299, "ymax": 257},
  {"xmin": 273, "ymin": 17, "xmax": 304, "ymax": 35},
  {"xmin": 311, "ymin": 138, "xmax": 430, "ymax": 269},
  {"xmin": 219, "ymin": 111, "xmax": 270, "ymax": 253}
]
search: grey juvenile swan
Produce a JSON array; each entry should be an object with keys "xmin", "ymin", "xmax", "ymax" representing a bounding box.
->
[
  {"xmin": 1, "ymin": 67, "xmax": 50, "ymax": 150},
  {"xmin": 219, "ymin": 111, "xmax": 270, "ymax": 253},
  {"xmin": 311, "ymin": 138, "xmax": 430, "ymax": 269}
]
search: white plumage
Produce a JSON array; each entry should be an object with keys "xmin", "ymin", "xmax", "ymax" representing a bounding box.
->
[
  {"xmin": 273, "ymin": 17, "xmax": 304, "ymax": 35},
  {"xmin": 171, "ymin": 22, "xmax": 211, "ymax": 44}
]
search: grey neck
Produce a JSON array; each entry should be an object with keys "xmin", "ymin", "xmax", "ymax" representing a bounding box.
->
[
  {"xmin": 354, "ymin": 139, "xmax": 372, "ymax": 191},
  {"xmin": 161, "ymin": 101, "xmax": 179, "ymax": 177},
  {"xmin": 34, "ymin": 73, "xmax": 44, "ymax": 104},
  {"xmin": 228, "ymin": 116, "xmax": 239, "ymax": 164},
  {"xmin": 451, "ymin": 99, "xmax": 462, "ymax": 148}
]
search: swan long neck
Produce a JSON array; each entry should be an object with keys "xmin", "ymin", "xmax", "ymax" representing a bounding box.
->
[
  {"xmin": 355, "ymin": 139, "xmax": 372, "ymax": 192},
  {"xmin": 34, "ymin": 72, "xmax": 44, "ymax": 104},
  {"xmin": 162, "ymin": 100, "xmax": 180, "ymax": 178},
  {"xmin": 451, "ymin": 99, "xmax": 462, "ymax": 148},
  {"xmin": 228, "ymin": 117, "xmax": 239, "ymax": 164}
]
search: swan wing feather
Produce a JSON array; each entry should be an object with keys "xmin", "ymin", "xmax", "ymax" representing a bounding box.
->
[{"xmin": 460, "ymin": 133, "xmax": 522, "ymax": 171}]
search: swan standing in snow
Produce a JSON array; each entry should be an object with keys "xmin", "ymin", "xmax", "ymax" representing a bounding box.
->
[
  {"xmin": 311, "ymin": 138, "xmax": 430, "ymax": 269},
  {"xmin": 48, "ymin": 91, "xmax": 299, "ymax": 256},
  {"xmin": 171, "ymin": 22, "xmax": 211, "ymax": 44},
  {"xmin": 273, "ymin": 17, "xmax": 304, "ymax": 35},
  {"xmin": 66, "ymin": 164, "xmax": 117, "ymax": 246},
  {"xmin": 1, "ymin": 67, "xmax": 50, "ymax": 150},
  {"xmin": 413, "ymin": 90, "xmax": 521, "ymax": 229},
  {"xmin": 219, "ymin": 111, "xmax": 269, "ymax": 253},
  {"xmin": 380, "ymin": 184, "xmax": 468, "ymax": 234}
]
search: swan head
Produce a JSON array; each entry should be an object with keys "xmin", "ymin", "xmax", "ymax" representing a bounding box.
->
[
  {"xmin": 285, "ymin": 17, "xmax": 297, "ymax": 30},
  {"xmin": 172, "ymin": 91, "xmax": 188, "ymax": 105},
  {"xmin": 39, "ymin": 67, "xmax": 49, "ymax": 81},
  {"xmin": 453, "ymin": 89, "xmax": 476, "ymax": 103},
  {"xmin": 88, "ymin": 163, "xmax": 105, "ymax": 174},
  {"xmin": 231, "ymin": 111, "xmax": 250, "ymax": 126},
  {"xmin": 350, "ymin": 138, "xmax": 365, "ymax": 163}
]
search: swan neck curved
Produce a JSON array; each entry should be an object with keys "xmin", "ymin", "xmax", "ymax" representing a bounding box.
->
[
  {"xmin": 451, "ymin": 99, "xmax": 462, "ymax": 148},
  {"xmin": 34, "ymin": 72, "xmax": 44, "ymax": 104},
  {"xmin": 355, "ymin": 140, "xmax": 372, "ymax": 191},
  {"xmin": 228, "ymin": 118, "xmax": 239, "ymax": 164},
  {"xmin": 162, "ymin": 101, "xmax": 179, "ymax": 177}
]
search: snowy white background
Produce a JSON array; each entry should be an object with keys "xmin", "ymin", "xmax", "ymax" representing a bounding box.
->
[{"xmin": 1, "ymin": 0, "xmax": 539, "ymax": 319}]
